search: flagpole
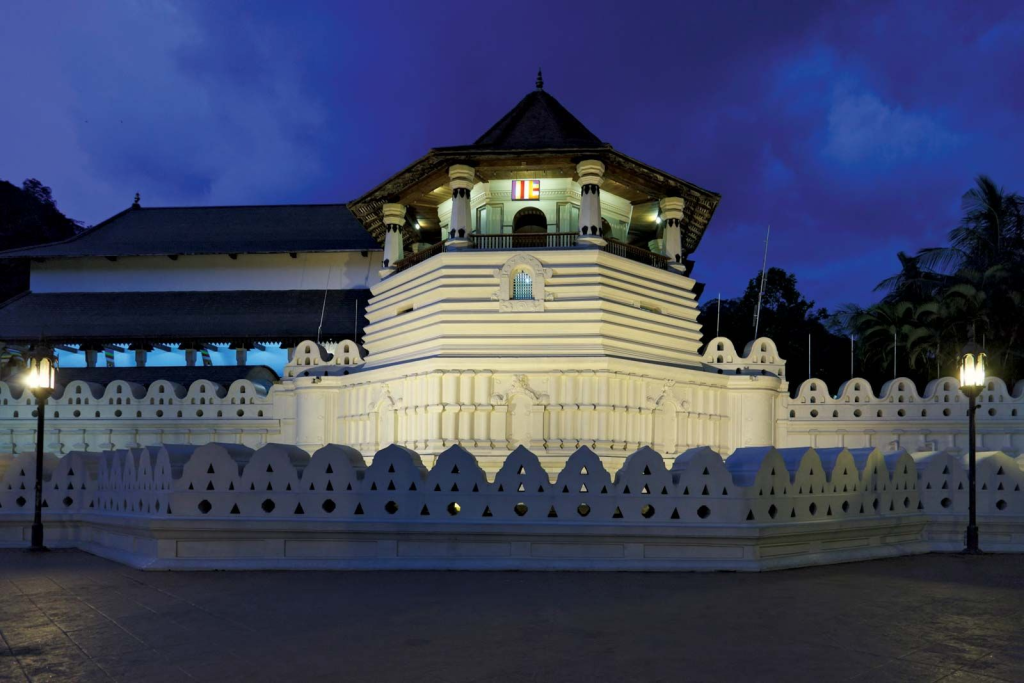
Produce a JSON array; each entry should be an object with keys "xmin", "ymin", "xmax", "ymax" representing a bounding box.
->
[
  {"xmin": 716, "ymin": 293, "xmax": 721, "ymax": 338},
  {"xmin": 753, "ymin": 225, "xmax": 770, "ymax": 339}
]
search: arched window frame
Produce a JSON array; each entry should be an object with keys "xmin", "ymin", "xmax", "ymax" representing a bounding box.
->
[{"xmin": 494, "ymin": 254, "xmax": 551, "ymax": 312}]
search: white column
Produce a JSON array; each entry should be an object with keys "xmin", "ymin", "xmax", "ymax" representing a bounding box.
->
[
  {"xmin": 447, "ymin": 164, "xmax": 475, "ymax": 247},
  {"xmin": 576, "ymin": 160, "xmax": 606, "ymax": 246},
  {"xmin": 380, "ymin": 203, "xmax": 407, "ymax": 276},
  {"xmin": 659, "ymin": 196, "xmax": 687, "ymax": 273}
]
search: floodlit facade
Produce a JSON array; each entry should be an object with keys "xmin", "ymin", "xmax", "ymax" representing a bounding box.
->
[{"xmin": 2, "ymin": 76, "xmax": 1023, "ymax": 569}]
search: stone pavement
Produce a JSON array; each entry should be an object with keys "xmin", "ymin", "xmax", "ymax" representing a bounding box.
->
[{"xmin": 0, "ymin": 550, "xmax": 1023, "ymax": 682}]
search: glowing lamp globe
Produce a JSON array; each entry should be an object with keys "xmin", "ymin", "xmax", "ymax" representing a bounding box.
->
[
  {"xmin": 26, "ymin": 353, "xmax": 57, "ymax": 394},
  {"xmin": 959, "ymin": 342, "xmax": 986, "ymax": 398}
]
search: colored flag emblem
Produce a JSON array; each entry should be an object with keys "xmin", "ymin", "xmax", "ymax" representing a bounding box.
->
[{"xmin": 512, "ymin": 179, "xmax": 540, "ymax": 200}]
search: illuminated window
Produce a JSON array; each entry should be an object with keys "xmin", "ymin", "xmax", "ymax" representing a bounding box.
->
[{"xmin": 512, "ymin": 270, "xmax": 533, "ymax": 300}]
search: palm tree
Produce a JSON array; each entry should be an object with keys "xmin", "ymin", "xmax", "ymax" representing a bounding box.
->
[
  {"xmin": 851, "ymin": 301, "xmax": 917, "ymax": 379},
  {"xmin": 918, "ymin": 175, "xmax": 1024, "ymax": 275}
]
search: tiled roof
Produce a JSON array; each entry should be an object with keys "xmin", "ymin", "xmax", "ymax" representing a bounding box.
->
[
  {"xmin": 470, "ymin": 90, "xmax": 606, "ymax": 150},
  {"xmin": 0, "ymin": 289, "xmax": 369, "ymax": 345},
  {"xmin": 0, "ymin": 204, "xmax": 379, "ymax": 259}
]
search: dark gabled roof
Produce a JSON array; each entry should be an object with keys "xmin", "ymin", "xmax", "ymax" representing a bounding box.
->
[
  {"xmin": 0, "ymin": 289, "xmax": 369, "ymax": 345},
  {"xmin": 0, "ymin": 204, "xmax": 379, "ymax": 259},
  {"xmin": 467, "ymin": 89, "xmax": 606, "ymax": 150},
  {"xmin": 53, "ymin": 365, "xmax": 280, "ymax": 391}
]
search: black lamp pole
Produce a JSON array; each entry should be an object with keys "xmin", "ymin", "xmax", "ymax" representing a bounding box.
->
[
  {"xmin": 28, "ymin": 348, "xmax": 55, "ymax": 552},
  {"xmin": 960, "ymin": 336, "xmax": 984, "ymax": 555},
  {"xmin": 30, "ymin": 390, "xmax": 49, "ymax": 550},
  {"xmin": 964, "ymin": 389, "xmax": 980, "ymax": 554}
]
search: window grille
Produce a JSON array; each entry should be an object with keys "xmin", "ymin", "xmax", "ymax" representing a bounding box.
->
[{"xmin": 512, "ymin": 271, "xmax": 533, "ymax": 300}]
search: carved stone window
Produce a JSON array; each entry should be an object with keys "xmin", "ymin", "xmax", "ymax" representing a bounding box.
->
[{"xmin": 494, "ymin": 254, "xmax": 551, "ymax": 312}]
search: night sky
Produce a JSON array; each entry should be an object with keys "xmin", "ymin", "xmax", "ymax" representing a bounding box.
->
[{"xmin": 2, "ymin": 1, "xmax": 1022, "ymax": 309}]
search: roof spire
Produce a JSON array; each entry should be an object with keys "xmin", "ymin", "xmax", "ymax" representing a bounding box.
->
[
  {"xmin": 535, "ymin": 68, "xmax": 543, "ymax": 90},
  {"xmin": 132, "ymin": 192, "xmax": 141, "ymax": 209}
]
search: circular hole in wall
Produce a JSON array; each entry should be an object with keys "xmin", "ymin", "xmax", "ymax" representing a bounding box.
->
[
  {"xmin": 514, "ymin": 502, "xmax": 528, "ymax": 517},
  {"xmin": 988, "ymin": 408, "xmax": 996, "ymax": 417},
  {"xmin": 577, "ymin": 503, "xmax": 591, "ymax": 517},
  {"xmin": 156, "ymin": 410, "xmax": 163, "ymax": 417},
  {"xmin": 842, "ymin": 501, "xmax": 850, "ymax": 513},
  {"xmin": 996, "ymin": 499, "xmax": 1007, "ymax": 511},
  {"xmin": 197, "ymin": 410, "xmax": 204, "ymax": 417},
  {"xmin": 384, "ymin": 501, "xmax": 399, "ymax": 515},
  {"xmin": 943, "ymin": 408, "xmax": 951, "ymax": 416},
  {"xmin": 810, "ymin": 409, "xmax": 819, "ymax": 418},
  {"xmin": 903, "ymin": 496, "xmax": 910, "ymax": 509},
  {"xmin": 447, "ymin": 502, "xmax": 461, "ymax": 516},
  {"xmin": 897, "ymin": 409, "xmax": 906, "ymax": 417},
  {"xmin": 16, "ymin": 496, "xmax": 26, "ymax": 507},
  {"xmin": 322, "ymin": 499, "xmax": 336, "ymax": 513},
  {"xmin": 809, "ymin": 502, "xmax": 818, "ymax": 516},
  {"xmin": 641, "ymin": 504, "xmax": 656, "ymax": 518},
  {"xmin": 768, "ymin": 504, "xmax": 777, "ymax": 519},
  {"xmin": 941, "ymin": 497, "xmax": 952, "ymax": 509},
  {"xmin": 854, "ymin": 409, "xmax": 862, "ymax": 418},
  {"xmin": 696, "ymin": 505, "xmax": 711, "ymax": 519},
  {"xmin": 63, "ymin": 496, "xmax": 73, "ymax": 507},
  {"xmin": 115, "ymin": 410, "xmax": 122, "ymax": 418},
  {"xmin": 261, "ymin": 499, "xmax": 276, "ymax": 513},
  {"xmin": 73, "ymin": 410, "xmax": 81, "ymax": 418},
  {"xmin": 197, "ymin": 500, "xmax": 212, "ymax": 514}
]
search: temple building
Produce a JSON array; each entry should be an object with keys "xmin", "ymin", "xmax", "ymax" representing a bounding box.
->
[{"xmin": 2, "ymin": 75, "xmax": 1015, "ymax": 474}]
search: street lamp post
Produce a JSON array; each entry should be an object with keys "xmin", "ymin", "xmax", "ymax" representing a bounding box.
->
[
  {"xmin": 25, "ymin": 348, "xmax": 57, "ymax": 551},
  {"xmin": 959, "ymin": 340, "xmax": 986, "ymax": 554}
]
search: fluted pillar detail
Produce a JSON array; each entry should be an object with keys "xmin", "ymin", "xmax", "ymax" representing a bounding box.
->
[
  {"xmin": 659, "ymin": 196, "xmax": 687, "ymax": 273},
  {"xmin": 447, "ymin": 164, "xmax": 475, "ymax": 247},
  {"xmin": 380, "ymin": 203, "xmax": 407, "ymax": 276},
  {"xmin": 576, "ymin": 160, "xmax": 606, "ymax": 247}
]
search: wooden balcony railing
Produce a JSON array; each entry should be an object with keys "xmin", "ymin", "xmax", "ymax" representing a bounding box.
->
[
  {"xmin": 392, "ymin": 241, "xmax": 446, "ymax": 273},
  {"xmin": 602, "ymin": 238, "xmax": 671, "ymax": 270},
  {"xmin": 470, "ymin": 232, "xmax": 578, "ymax": 251},
  {"xmin": 391, "ymin": 234, "xmax": 671, "ymax": 273}
]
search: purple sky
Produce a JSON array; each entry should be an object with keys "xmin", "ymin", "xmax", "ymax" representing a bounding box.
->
[{"xmin": 2, "ymin": 1, "xmax": 1022, "ymax": 308}]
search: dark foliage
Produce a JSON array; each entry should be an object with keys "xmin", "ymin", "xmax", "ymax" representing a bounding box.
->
[
  {"xmin": 0, "ymin": 178, "xmax": 84, "ymax": 303},
  {"xmin": 700, "ymin": 267, "xmax": 852, "ymax": 391}
]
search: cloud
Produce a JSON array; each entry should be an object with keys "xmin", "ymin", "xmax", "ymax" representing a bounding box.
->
[
  {"xmin": 0, "ymin": 1, "xmax": 328, "ymax": 224},
  {"xmin": 823, "ymin": 88, "xmax": 959, "ymax": 165}
]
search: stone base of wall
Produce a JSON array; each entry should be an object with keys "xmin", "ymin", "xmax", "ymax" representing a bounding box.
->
[{"xmin": 0, "ymin": 512, "xmax": 948, "ymax": 572}]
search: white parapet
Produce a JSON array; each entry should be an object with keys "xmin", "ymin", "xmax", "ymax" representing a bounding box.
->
[{"xmin": 1, "ymin": 442, "xmax": 1022, "ymax": 570}]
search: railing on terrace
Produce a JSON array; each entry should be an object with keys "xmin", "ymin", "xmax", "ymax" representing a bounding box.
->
[
  {"xmin": 393, "ymin": 241, "xmax": 447, "ymax": 273},
  {"xmin": 471, "ymin": 232, "xmax": 578, "ymax": 251},
  {"xmin": 392, "ymin": 233, "xmax": 671, "ymax": 273},
  {"xmin": 603, "ymin": 238, "xmax": 671, "ymax": 270}
]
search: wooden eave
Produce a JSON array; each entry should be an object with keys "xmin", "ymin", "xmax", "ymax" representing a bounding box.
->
[{"xmin": 347, "ymin": 146, "xmax": 721, "ymax": 254}]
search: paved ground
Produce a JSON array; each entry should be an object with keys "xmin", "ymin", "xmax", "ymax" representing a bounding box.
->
[{"xmin": 0, "ymin": 552, "xmax": 1023, "ymax": 683}]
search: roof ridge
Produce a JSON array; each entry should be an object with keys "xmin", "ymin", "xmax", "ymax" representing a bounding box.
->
[
  {"xmin": 133, "ymin": 202, "xmax": 351, "ymax": 210},
  {"xmin": 0, "ymin": 206, "xmax": 134, "ymax": 258}
]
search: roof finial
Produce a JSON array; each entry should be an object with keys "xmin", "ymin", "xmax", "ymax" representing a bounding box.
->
[
  {"xmin": 132, "ymin": 192, "xmax": 141, "ymax": 209},
  {"xmin": 536, "ymin": 68, "xmax": 544, "ymax": 90}
]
